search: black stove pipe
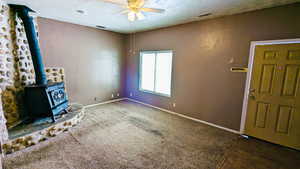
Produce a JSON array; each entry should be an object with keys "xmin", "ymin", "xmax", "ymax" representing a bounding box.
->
[{"xmin": 9, "ymin": 4, "xmax": 47, "ymax": 85}]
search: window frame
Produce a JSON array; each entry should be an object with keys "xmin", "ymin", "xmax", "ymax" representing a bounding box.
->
[{"xmin": 139, "ymin": 50, "xmax": 173, "ymax": 97}]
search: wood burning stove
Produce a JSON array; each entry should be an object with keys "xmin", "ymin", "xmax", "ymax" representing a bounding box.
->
[
  {"xmin": 10, "ymin": 5, "xmax": 69, "ymax": 122},
  {"xmin": 25, "ymin": 82, "xmax": 68, "ymax": 122}
]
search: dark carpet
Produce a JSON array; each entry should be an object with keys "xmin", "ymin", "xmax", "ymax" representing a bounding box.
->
[{"xmin": 4, "ymin": 100, "xmax": 300, "ymax": 169}]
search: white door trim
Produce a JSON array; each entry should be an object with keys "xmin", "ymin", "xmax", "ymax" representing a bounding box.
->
[{"xmin": 240, "ymin": 38, "xmax": 300, "ymax": 134}]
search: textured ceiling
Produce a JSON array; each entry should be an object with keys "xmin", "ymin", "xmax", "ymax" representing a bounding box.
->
[{"xmin": 5, "ymin": 0, "xmax": 300, "ymax": 33}]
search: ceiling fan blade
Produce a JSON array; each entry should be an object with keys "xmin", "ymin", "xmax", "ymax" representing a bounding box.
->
[
  {"xmin": 128, "ymin": 11, "xmax": 136, "ymax": 21},
  {"xmin": 102, "ymin": 0, "xmax": 127, "ymax": 6},
  {"xmin": 120, "ymin": 9, "xmax": 130, "ymax": 14},
  {"xmin": 141, "ymin": 8, "xmax": 165, "ymax": 13},
  {"xmin": 136, "ymin": 0, "xmax": 145, "ymax": 8},
  {"xmin": 136, "ymin": 12, "xmax": 145, "ymax": 20},
  {"xmin": 127, "ymin": 0, "xmax": 145, "ymax": 8}
]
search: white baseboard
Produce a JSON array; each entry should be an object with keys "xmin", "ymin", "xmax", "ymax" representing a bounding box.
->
[
  {"xmin": 84, "ymin": 98, "xmax": 126, "ymax": 108},
  {"xmin": 125, "ymin": 98, "xmax": 241, "ymax": 134}
]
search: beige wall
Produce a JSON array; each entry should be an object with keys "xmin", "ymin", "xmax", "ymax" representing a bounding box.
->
[
  {"xmin": 125, "ymin": 3, "xmax": 300, "ymax": 131},
  {"xmin": 38, "ymin": 18, "xmax": 126, "ymax": 105},
  {"xmin": 36, "ymin": 3, "xmax": 300, "ymax": 131}
]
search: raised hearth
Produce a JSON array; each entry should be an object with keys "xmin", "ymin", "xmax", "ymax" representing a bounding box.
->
[{"xmin": 2, "ymin": 104, "xmax": 85, "ymax": 155}]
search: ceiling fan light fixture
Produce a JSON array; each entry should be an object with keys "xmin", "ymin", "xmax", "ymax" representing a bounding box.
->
[
  {"xmin": 104, "ymin": 0, "xmax": 165, "ymax": 21},
  {"xmin": 128, "ymin": 11, "xmax": 136, "ymax": 21},
  {"xmin": 136, "ymin": 12, "xmax": 145, "ymax": 20}
]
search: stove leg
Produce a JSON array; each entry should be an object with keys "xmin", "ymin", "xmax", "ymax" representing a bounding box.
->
[
  {"xmin": 52, "ymin": 115, "xmax": 56, "ymax": 123},
  {"xmin": 64, "ymin": 109, "xmax": 69, "ymax": 114}
]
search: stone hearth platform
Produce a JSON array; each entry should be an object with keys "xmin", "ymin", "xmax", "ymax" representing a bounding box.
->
[{"xmin": 1, "ymin": 104, "xmax": 85, "ymax": 155}]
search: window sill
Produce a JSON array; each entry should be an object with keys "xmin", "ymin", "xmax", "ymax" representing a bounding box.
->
[{"xmin": 139, "ymin": 89, "xmax": 171, "ymax": 98}]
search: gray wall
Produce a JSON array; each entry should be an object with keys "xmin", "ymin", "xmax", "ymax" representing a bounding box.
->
[
  {"xmin": 124, "ymin": 3, "xmax": 300, "ymax": 131},
  {"xmin": 38, "ymin": 18, "xmax": 126, "ymax": 105}
]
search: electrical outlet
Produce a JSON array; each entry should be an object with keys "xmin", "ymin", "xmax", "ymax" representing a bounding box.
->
[
  {"xmin": 172, "ymin": 103, "xmax": 176, "ymax": 107},
  {"xmin": 130, "ymin": 92, "xmax": 133, "ymax": 97},
  {"xmin": 111, "ymin": 94, "xmax": 114, "ymax": 98}
]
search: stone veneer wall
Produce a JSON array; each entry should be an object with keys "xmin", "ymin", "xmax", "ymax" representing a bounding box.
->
[
  {"xmin": 0, "ymin": 3, "xmax": 37, "ymax": 129},
  {"xmin": 0, "ymin": 3, "xmax": 67, "ymax": 133},
  {"xmin": 45, "ymin": 67, "xmax": 65, "ymax": 83},
  {"xmin": 0, "ymin": 88, "xmax": 8, "ymax": 145},
  {"xmin": 0, "ymin": 3, "xmax": 10, "ymax": 144}
]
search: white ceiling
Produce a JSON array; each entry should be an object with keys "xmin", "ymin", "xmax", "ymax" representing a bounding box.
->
[{"xmin": 5, "ymin": 0, "xmax": 300, "ymax": 33}]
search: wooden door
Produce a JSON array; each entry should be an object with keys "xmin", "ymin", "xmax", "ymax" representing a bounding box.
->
[{"xmin": 245, "ymin": 43, "xmax": 300, "ymax": 150}]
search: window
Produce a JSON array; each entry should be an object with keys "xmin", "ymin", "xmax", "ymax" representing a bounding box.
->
[{"xmin": 139, "ymin": 50, "xmax": 173, "ymax": 97}]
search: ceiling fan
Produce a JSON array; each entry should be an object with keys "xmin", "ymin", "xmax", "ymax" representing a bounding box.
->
[{"xmin": 102, "ymin": 0, "xmax": 165, "ymax": 21}]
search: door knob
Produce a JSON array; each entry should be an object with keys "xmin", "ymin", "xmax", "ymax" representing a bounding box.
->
[
  {"xmin": 249, "ymin": 93, "xmax": 256, "ymax": 99},
  {"xmin": 250, "ymin": 88, "xmax": 256, "ymax": 92},
  {"xmin": 249, "ymin": 88, "xmax": 256, "ymax": 99}
]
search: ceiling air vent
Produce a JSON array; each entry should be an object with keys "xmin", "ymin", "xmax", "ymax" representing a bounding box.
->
[
  {"xmin": 95, "ymin": 25, "xmax": 106, "ymax": 29},
  {"xmin": 198, "ymin": 13, "xmax": 212, "ymax": 18},
  {"xmin": 76, "ymin": 9, "xmax": 85, "ymax": 14}
]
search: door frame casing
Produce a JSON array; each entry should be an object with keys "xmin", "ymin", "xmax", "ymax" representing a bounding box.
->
[{"xmin": 240, "ymin": 38, "xmax": 300, "ymax": 134}]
